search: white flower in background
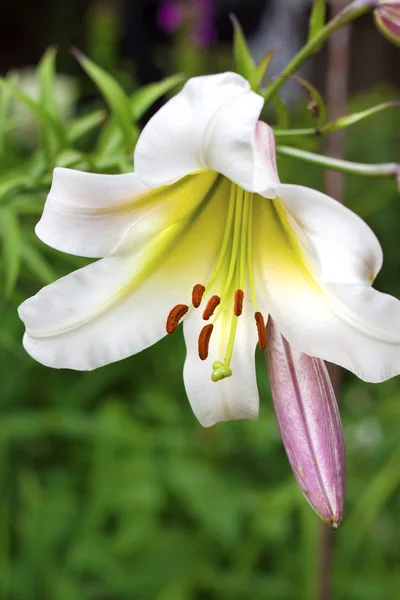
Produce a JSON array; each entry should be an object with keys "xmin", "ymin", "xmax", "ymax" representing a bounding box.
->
[
  {"xmin": 9, "ymin": 68, "xmax": 78, "ymax": 148},
  {"xmin": 18, "ymin": 72, "xmax": 400, "ymax": 428}
]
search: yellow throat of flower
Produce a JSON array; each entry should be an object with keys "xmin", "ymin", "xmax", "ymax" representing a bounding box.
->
[{"xmin": 167, "ymin": 179, "xmax": 271, "ymax": 383}]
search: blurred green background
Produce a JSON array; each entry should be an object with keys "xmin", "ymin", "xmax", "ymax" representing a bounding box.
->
[{"xmin": 0, "ymin": 1, "xmax": 400, "ymax": 599}]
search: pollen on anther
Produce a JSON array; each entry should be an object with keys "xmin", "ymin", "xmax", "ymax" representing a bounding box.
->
[
  {"xmin": 234, "ymin": 289, "xmax": 244, "ymax": 316},
  {"xmin": 192, "ymin": 284, "xmax": 205, "ymax": 308},
  {"xmin": 166, "ymin": 304, "xmax": 189, "ymax": 334},
  {"xmin": 202, "ymin": 295, "xmax": 221, "ymax": 320},
  {"xmin": 254, "ymin": 312, "xmax": 267, "ymax": 349},
  {"xmin": 198, "ymin": 324, "xmax": 214, "ymax": 360}
]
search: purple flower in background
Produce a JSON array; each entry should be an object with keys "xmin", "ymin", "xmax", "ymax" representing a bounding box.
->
[
  {"xmin": 157, "ymin": 0, "xmax": 217, "ymax": 47},
  {"xmin": 157, "ymin": 0, "xmax": 184, "ymax": 33},
  {"xmin": 191, "ymin": 0, "xmax": 217, "ymax": 47}
]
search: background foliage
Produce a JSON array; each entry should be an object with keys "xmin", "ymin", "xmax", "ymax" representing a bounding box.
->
[{"xmin": 1, "ymin": 15, "xmax": 400, "ymax": 600}]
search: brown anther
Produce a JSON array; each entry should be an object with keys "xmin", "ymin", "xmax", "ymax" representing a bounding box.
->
[
  {"xmin": 198, "ymin": 324, "xmax": 214, "ymax": 360},
  {"xmin": 234, "ymin": 289, "xmax": 244, "ymax": 317},
  {"xmin": 192, "ymin": 284, "xmax": 205, "ymax": 308},
  {"xmin": 254, "ymin": 312, "xmax": 268, "ymax": 349},
  {"xmin": 202, "ymin": 295, "xmax": 221, "ymax": 320},
  {"xmin": 166, "ymin": 304, "xmax": 189, "ymax": 334}
]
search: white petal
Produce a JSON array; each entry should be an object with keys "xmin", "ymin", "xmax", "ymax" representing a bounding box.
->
[
  {"xmin": 272, "ymin": 184, "xmax": 383, "ymax": 285},
  {"xmin": 254, "ymin": 197, "xmax": 400, "ymax": 383},
  {"xmin": 134, "ymin": 72, "xmax": 275, "ymax": 192},
  {"xmin": 36, "ymin": 168, "xmax": 148, "ymax": 258},
  {"xmin": 36, "ymin": 167, "xmax": 220, "ymax": 259},
  {"xmin": 19, "ymin": 176, "xmax": 230, "ymax": 370},
  {"xmin": 183, "ymin": 293, "xmax": 259, "ymax": 427}
]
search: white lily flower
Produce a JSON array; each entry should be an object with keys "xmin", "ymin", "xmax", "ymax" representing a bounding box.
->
[{"xmin": 18, "ymin": 72, "xmax": 400, "ymax": 427}]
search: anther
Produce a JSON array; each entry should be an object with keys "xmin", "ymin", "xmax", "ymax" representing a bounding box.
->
[
  {"xmin": 192, "ymin": 284, "xmax": 205, "ymax": 308},
  {"xmin": 254, "ymin": 312, "xmax": 267, "ymax": 349},
  {"xmin": 166, "ymin": 304, "xmax": 189, "ymax": 334},
  {"xmin": 234, "ymin": 289, "xmax": 244, "ymax": 316},
  {"xmin": 198, "ymin": 324, "xmax": 214, "ymax": 360},
  {"xmin": 202, "ymin": 295, "xmax": 221, "ymax": 320}
]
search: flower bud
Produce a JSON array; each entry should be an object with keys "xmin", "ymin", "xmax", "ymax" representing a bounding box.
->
[
  {"xmin": 374, "ymin": 1, "xmax": 400, "ymax": 46},
  {"xmin": 266, "ymin": 319, "xmax": 346, "ymax": 528}
]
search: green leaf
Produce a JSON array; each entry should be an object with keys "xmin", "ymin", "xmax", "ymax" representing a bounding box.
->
[
  {"xmin": 73, "ymin": 49, "xmax": 136, "ymax": 151},
  {"xmin": 21, "ymin": 241, "xmax": 56, "ymax": 285},
  {"xmin": 0, "ymin": 171, "xmax": 29, "ymax": 203},
  {"xmin": 95, "ymin": 117, "xmax": 124, "ymax": 160},
  {"xmin": 308, "ymin": 0, "xmax": 327, "ymax": 45},
  {"xmin": 230, "ymin": 15, "xmax": 256, "ymax": 83},
  {"xmin": 131, "ymin": 74, "xmax": 185, "ymax": 121},
  {"xmin": 67, "ymin": 109, "xmax": 106, "ymax": 143},
  {"xmin": 250, "ymin": 50, "xmax": 274, "ymax": 91},
  {"xmin": 0, "ymin": 207, "xmax": 21, "ymax": 297},
  {"xmin": 0, "ymin": 74, "xmax": 17, "ymax": 154},
  {"xmin": 322, "ymin": 101, "xmax": 400, "ymax": 134},
  {"xmin": 287, "ymin": 75, "xmax": 327, "ymax": 128},
  {"xmin": 38, "ymin": 47, "xmax": 59, "ymax": 120},
  {"xmin": 37, "ymin": 47, "xmax": 66, "ymax": 164},
  {"xmin": 273, "ymin": 94, "xmax": 290, "ymax": 130}
]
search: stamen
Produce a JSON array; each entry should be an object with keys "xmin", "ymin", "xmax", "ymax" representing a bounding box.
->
[
  {"xmin": 192, "ymin": 284, "xmax": 205, "ymax": 308},
  {"xmin": 202, "ymin": 295, "xmax": 221, "ymax": 320},
  {"xmin": 198, "ymin": 324, "xmax": 214, "ymax": 360},
  {"xmin": 166, "ymin": 304, "xmax": 189, "ymax": 334},
  {"xmin": 254, "ymin": 312, "xmax": 268, "ymax": 349},
  {"xmin": 234, "ymin": 289, "xmax": 244, "ymax": 317}
]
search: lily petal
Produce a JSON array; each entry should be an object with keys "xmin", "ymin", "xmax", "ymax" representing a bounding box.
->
[
  {"xmin": 266, "ymin": 319, "xmax": 345, "ymax": 528},
  {"xmin": 36, "ymin": 168, "xmax": 148, "ymax": 258},
  {"xmin": 19, "ymin": 176, "xmax": 229, "ymax": 370},
  {"xmin": 269, "ymin": 184, "xmax": 383, "ymax": 285},
  {"xmin": 183, "ymin": 293, "xmax": 259, "ymax": 427},
  {"xmin": 134, "ymin": 72, "xmax": 274, "ymax": 192},
  {"xmin": 36, "ymin": 168, "xmax": 221, "ymax": 259},
  {"xmin": 254, "ymin": 195, "xmax": 400, "ymax": 383}
]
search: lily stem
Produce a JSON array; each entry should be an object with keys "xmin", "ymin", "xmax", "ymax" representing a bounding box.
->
[
  {"xmin": 263, "ymin": 0, "xmax": 374, "ymax": 106},
  {"xmin": 316, "ymin": 1, "xmax": 351, "ymax": 598},
  {"xmin": 276, "ymin": 145, "xmax": 400, "ymax": 183}
]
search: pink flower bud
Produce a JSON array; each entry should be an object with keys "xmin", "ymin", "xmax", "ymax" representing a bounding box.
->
[
  {"xmin": 374, "ymin": 1, "xmax": 400, "ymax": 46},
  {"xmin": 266, "ymin": 319, "xmax": 346, "ymax": 528}
]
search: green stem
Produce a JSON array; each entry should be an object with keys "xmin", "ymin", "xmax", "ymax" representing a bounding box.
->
[
  {"xmin": 263, "ymin": 1, "xmax": 375, "ymax": 105},
  {"xmin": 276, "ymin": 145, "xmax": 400, "ymax": 184}
]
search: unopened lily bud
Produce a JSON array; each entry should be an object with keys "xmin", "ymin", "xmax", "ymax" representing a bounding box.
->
[
  {"xmin": 266, "ymin": 319, "xmax": 346, "ymax": 528},
  {"xmin": 374, "ymin": 1, "xmax": 400, "ymax": 46}
]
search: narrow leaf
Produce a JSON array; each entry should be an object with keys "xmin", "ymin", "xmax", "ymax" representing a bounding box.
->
[
  {"xmin": 67, "ymin": 109, "xmax": 106, "ymax": 142},
  {"xmin": 322, "ymin": 101, "xmax": 400, "ymax": 133},
  {"xmin": 230, "ymin": 15, "xmax": 256, "ymax": 83},
  {"xmin": 308, "ymin": 0, "xmax": 327, "ymax": 43},
  {"xmin": 250, "ymin": 49, "xmax": 274, "ymax": 91},
  {"xmin": 273, "ymin": 94, "xmax": 290, "ymax": 130},
  {"xmin": 285, "ymin": 75, "xmax": 327, "ymax": 128},
  {"xmin": 0, "ymin": 74, "xmax": 17, "ymax": 154},
  {"xmin": 95, "ymin": 117, "xmax": 124, "ymax": 159},
  {"xmin": 131, "ymin": 74, "xmax": 185, "ymax": 121},
  {"xmin": 73, "ymin": 49, "xmax": 135, "ymax": 151},
  {"xmin": 21, "ymin": 242, "xmax": 56, "ymax": 285},
  {"xmin": 37, "ymin": 47, "xmax": 66, "ymax": 163},
  {"xmin": 0, "ymin": 207, "xmax": 21, "ymax": 297},
  {"xmin": 37, "ymin": 47, "xmax": 59, "ymax": 119}
]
